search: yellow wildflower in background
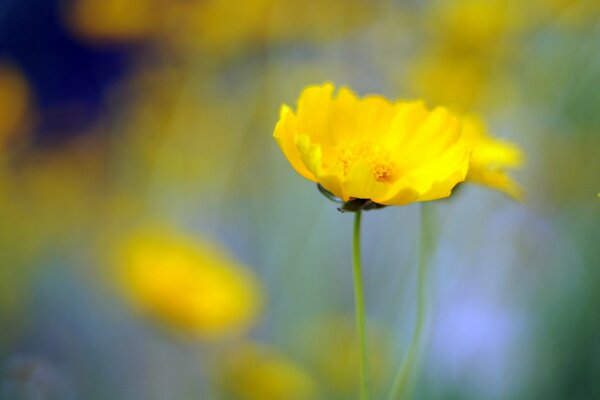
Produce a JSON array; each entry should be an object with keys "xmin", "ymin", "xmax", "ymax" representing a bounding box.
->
[
  {"xmin": 0, "ymin": 63, "xmax": 32, "ymax": 151},
  {"xmin": 64, "ymin": 0, "xmax": 164, "ymax": 43},
  {"xmin": 222, "ymin": 343, "xmax": 318, "ymax": 400},
  {"xmin": 166, "ymin": 0, "xmax": 376, "ymax": 57},
  {"xmin": 273, "ymin": 83, "xmax": 471, "ymax": 206},
  {"xmin": 407, "ymin": 51, "xmax": 493, "ymax": 112},
  {"xmin": 118, "ymin": 229, "xmax": 261, "ymax": 339},
  {"xmin": 428, "ymin": 0, "xmax": 522, "ymax": 55},
  {"xmin": 462, "ymin": 115, "xmax": 523, "ymax": 199},
  {"xmin": 406, "ymin": 0, "xmax": 523, "ymax": 112}
]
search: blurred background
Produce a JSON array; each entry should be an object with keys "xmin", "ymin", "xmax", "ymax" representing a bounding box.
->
[{"xmin": 1, "ymin": 0, "xmax": 599, "ymax": 399}]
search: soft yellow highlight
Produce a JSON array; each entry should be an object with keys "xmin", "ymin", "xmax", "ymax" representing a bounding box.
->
[
  {"xmin": 408, "ymin": 0, "xmax": 523, "ymax": 111},
  {"xmin": 409, "ymin": 54, "xmax": 492, "ymax": 113},
  {"xmin": 0, "ymin": 63, "xmax": 31, "ymax": 150},
  {"xmin": 65, "ymin": 0, "xmax": 163, "ymax": 43},
  {"xmin": 119, "ymin": 229, "xmax": 261, "ymax": 339},
  {"xmin": 273, "ymin": 83, "xmax": 471, "ymax": 206},
  {"xmin": 167, "ymin": 0, "xmax": 375, "ymax": 56},
  {"xmin": 300, "ymin": 316, "xmax": 392, "ymax": 398},
  {"xmin": 223, "ymin": 343, "xmax": 318, "ymax": 400},
  {"xmin": 430, "ymin": 0, "xmax": 522, "ymax": 54},
  {"xmin": 462, "ymin": 115, "xmax": 523, "ymax": 199}
]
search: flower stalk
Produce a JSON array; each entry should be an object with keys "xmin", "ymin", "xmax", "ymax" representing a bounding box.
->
[
  {"xmin": 352, "ymin": 210, "xmax": 370, "ymax": 400},
  {"xmin": 387, "ymin": 203, "xmax": 433, "ymax": 400}
]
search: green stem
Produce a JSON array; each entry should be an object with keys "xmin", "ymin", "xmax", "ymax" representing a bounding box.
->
[
  {"xmin": 387, "ymin": 203, "xmax": 433, "ymax": 400},
  {"xmin": 352, "ymin": 210, "xmax": 370, "ymax": 400}
]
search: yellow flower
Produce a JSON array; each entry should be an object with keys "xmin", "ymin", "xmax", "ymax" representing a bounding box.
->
[
  {"xmin": 462, "ymin": 115, "xmax": 523, "ymax": 199},
  {"xmin": 118, "ymin": 228, "xmax": 262, "ymax": 339},
  {"xmin": 273, "ymin": 83, "xmax": 471, "ymax": 206},
  {"xmin": 222, "ymin": 343, "xmax": 318, "ymax": 400}
]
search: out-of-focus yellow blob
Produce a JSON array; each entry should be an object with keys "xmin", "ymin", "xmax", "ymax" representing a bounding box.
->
[
  {"xmin": 429, "ymin": 0, "xmax": 522, "ymax": 54},
  {"xmin": 66, "ymin": 0, "xmax": 378, "ymax": 54},
  {"xmin": 408, "ymin": 0, "xmax": 524, "ymax": 111},
  {"xmin": 118, "ymin": 229, "xmax": 262, "ymax": 339},
  {"xmin": 409, "ymin": 55, "xmax": 491, "ymax": 113},
  {"xmin": 117, "ymin": 67, "xmax": 245, "ymax": 192},
  {"xmin": 273, "ymin": 83, "xmax": 471, "ymax": 206},
  {"xmin": 166, "ymin": 0, "xmax": 376, "ymax": 57},
  {"xmin": 0, "ymin": 63, "xmax": 31, "ymax": 150},
  {"xmin": 300, "ymin": 316, "xmax": 392, "ymax": 398},
  {"xmin": 65, "ymin": 0, "xmax": 164, "ymax": 43},
  {"xmin": 462, "ymin": 115, "xmax": 524, "ymax": 199},
  {"xmin": 222, "ymin": 343, "xmax": 318, "ymax": 400}
]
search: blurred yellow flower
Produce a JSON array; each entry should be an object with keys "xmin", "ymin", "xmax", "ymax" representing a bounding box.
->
[
  {"xmin": 407, "ymin": 0, "xmax": 524, "ymax": 111},
  {"xmin": 118, "ymin": 229, "xmax": 261, "ymax": 339},
  {"xmin": 166, "ymin": 0, "xmax": 376, "ymax": 57},
  {"xmin": 429, "ymin": 0, "xmax": 522, "ymax": 55},
  {"xmin": 273, "ymin": 83, "xmax": 471, "ymax": 206},
  {"xmin": 222, "ymin": 343, "xmax": 318, "ymax": 400},
  {"xmin": 65, "ymin": 0, "xmax": 164, "ymax": 43},
  {"xmin": 409, "ymin": 54, "xmax": 492, "ymax": 112},
  {"xmin": 462, "ymin": 115, "xmax": 523, "ymax": 199},
  {"xmin": 0, "ymin": 63, "xmax": 31, "ymax": 151}
]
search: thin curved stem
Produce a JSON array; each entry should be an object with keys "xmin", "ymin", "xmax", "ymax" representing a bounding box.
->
[
  {"xmin": 387, "ymin": 203, "xmax": 433, "ymax": 400},
  {"xmin": 352, "ymin": 210, "xmax": 370, "ymax": 400}
]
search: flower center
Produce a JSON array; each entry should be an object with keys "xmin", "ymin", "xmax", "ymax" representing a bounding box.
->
[
  {"xmin": 336, "ymin": 142, "xmax": 395, "ymax": 183},
  {"xmin": 372, "ymin": 163, "xmax": 394, "ymax": 182}
]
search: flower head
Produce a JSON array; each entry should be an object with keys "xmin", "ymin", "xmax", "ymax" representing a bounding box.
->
[
  {"xmin": 273, "ymin": 83, "xmax": 471, "ymax": 206},
  {"xmin": 462, "ymin": 115, "xmax": 523, "ymax": 199},
  {"xmin": 118, "ymin": 228, "xmax": 262, "ymax": 339}
]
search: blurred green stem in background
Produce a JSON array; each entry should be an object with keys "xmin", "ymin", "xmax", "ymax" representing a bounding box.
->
[
  {"xmin": 388, "ymin": 203, "xmax": 433, "ymax": 400},
  {"xmin": 352, "ymin": 210, "xmax": 371, "ymax": 400}
]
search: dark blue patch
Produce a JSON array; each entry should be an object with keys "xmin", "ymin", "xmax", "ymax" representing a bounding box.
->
[{"xmin": 0, "ymin": 0, "xmax": 139, "ymax": 144}]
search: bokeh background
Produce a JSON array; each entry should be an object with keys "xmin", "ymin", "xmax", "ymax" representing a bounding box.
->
[{"xmin": 1, "ymin": 0, "xmax": 599, "ymax": 399}]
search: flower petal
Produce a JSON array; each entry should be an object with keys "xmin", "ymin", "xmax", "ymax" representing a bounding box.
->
[
  {"xmin": 273, "ymin": 105, "xmax": 317, "ymax": 182},
  {"xmin": 381, "ymin": 107, "xmax": 469, "ymax": 203}
]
